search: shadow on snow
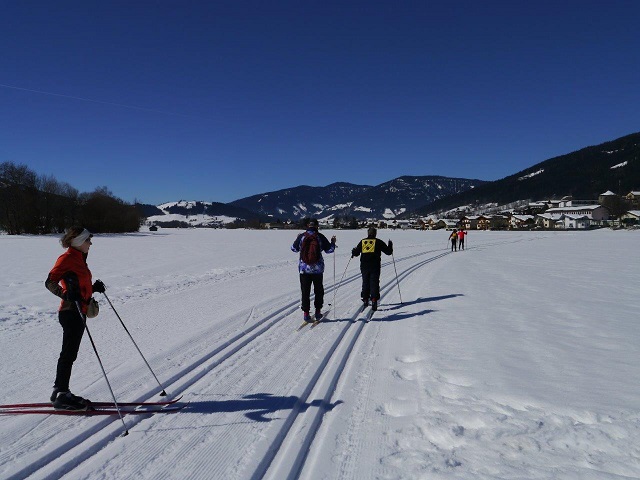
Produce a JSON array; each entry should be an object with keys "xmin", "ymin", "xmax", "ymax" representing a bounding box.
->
[
  {"xmin": 324, "ymin": 294, "xmax": 463, "ymax": 323},
  {"xmin": 182, "ymin": 393, "xmax": 343, "ymax": 422},
  {"xmin": 170, "ymin": 297, "xmax": 464, "ymax": 423},
  {"xmin": 383, "ymin": 294, "xmax": 464, "ymax": 311},
  {"xmin": 372, "ymin": 294, "xmax": 463, "ymax": 322}
]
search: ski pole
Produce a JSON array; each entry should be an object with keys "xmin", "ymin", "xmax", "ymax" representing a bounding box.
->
[
  {"xmin": 331, "ymin": 236, "xmax": 338, "ymax": 304},
  {"xmin": 333, "ymin": 255, "xmax": 352, "ymax": 318},
  {"xmin": 100, "ymin": 290, "xmax": 168, "ymax": 396},
  {"xmin": 75, "ymin": 301, "xmax": 128, "ymax": 436},
  {"xmin": 332, "ymin": 246, "xmax": 336, "ymax": 310},
  {"xmin": 391, "ymin": 252, "xmax": 403, "ymax": 304}
]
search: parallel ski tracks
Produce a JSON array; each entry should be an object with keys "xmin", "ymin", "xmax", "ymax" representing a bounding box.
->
[
  {"xmin": 252, "ymin": 249, "xmax": 452, "ymax": 480},
  {"xmin": 9, "ymin": 241, "xmax": 514, "ymax": 480}
]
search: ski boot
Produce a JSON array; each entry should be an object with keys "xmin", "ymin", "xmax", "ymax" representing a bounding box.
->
[
  {"xmin": 52, "ymin": 391, "xmax": 91, "ymax": 411},
  {"xmin": 361, "ymin": 299, "xmax": 369, "ymax": 312}
]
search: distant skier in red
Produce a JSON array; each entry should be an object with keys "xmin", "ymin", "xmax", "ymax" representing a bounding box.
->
[{"xmin": 457, "ymin": 229, "xmax": 467, "ymax": 250}]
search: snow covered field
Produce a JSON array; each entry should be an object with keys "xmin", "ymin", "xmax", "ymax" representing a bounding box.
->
[{"xmin": 1, "ymin": 228, "xmax": 639, "ymax": 479}]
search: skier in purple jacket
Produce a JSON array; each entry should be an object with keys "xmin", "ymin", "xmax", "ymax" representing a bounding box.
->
[{"xmin": 291, "ymin": 218, "xmax": 336, "ymax": 322}]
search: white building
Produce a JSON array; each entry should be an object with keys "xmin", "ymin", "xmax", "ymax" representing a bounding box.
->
[
  {"xmin": 558, "ymin": 214, "xmax": 591, "ymax": 229},
  {"xmin": 620, "ymin": 210, "xmax": 640, "ymax": 223},
  {"xmin": 510, "ymin": 214, "xmax": 535, "ymax": 229},
  {"xmin": 544, "ymin": 205, "xmax": 610, "ymax": 221}
]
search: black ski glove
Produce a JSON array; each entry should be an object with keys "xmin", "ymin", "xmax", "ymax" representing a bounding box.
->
[
  {"xmin": 63, "ymin": 274, "xmax": 82, "ymax": 301},
  {"xmin": 92, "ymin": 280, "xmax": 106, "ymax": 293}
]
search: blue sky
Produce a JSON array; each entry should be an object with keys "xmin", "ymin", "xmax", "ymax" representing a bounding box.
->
[{"xmin": 1, "ymin": 1, "xmax": 639, "ymax": 205}]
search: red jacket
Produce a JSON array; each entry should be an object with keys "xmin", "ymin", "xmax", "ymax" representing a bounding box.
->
[
  {"xmin": 46, "ymin": 248, "xmax": 93, "ymax": 313},
  {"xmin": 457, "ymin": 231, "xmax": 466, "ymax": 239}
]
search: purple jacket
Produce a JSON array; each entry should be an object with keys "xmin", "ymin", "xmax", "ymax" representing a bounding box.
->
[{"xmin": 291, "ymin": 229, "xmax": 335, "ymax": 274}]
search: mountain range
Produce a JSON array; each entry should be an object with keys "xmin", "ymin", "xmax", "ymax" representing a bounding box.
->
[
  {"xmin": 141, "ymin": 131, "xmax": 640, "ymax": 226},
  {"xmin": 142, "ymin": 177, "xmax": 484, "ymax": 226},
  {"xmin": 229, "ymin": 176, "xmax": 485, "ymax": 221},
  {"xmin": 416, "ymin": 131, "xmax": 640, "ymax": 216}
]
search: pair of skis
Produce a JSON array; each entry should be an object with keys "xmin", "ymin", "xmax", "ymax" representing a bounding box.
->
[
  {"xmin": 362, "ymin": 302, "xmax": 376, "ymax": 322},
  {"xmin": 0, "ymin": 396, "xmax": 185, "ymax": 416},
  {"xmin": 296, "ymin": 319, "xmax": 322, "ymax": 331},
  {"xmin": 296, "ymin": 315, "xmax": 324, "ymax": 331},
  {"xmin": 295, "ymin": 310, "xmax": 331, "ymax": 332},
  {"xmin": 295, "ymin": 304, "xmax": 375, "ymax": 331},
  {"xmin": 295, "ymin": 309, "xmax": 330, "ymax": 331}
]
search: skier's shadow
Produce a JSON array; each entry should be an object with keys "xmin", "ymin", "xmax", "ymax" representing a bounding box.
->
[
  {"xmin": 184, "ymin": 393, "xmax": 343, "ymax": 422},
  {"xmin": 323, "ymin": 295, "xmax": 463, "ymax": 324},
  {"xmin": 383, "ymin": 294, "xmax": 464, "ymax": 312},
  {"xmin": 369, "ymin": 309, "xmax": 436, "ymax": 322},
  {"xmin": 371, "ymin": 294, "xmax": 464, "ymax": 322}
]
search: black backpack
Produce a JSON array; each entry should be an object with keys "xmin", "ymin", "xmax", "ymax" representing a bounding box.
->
[{"xmin": 300, "ymin": 232, "xmax": 321, "ymax": 264}]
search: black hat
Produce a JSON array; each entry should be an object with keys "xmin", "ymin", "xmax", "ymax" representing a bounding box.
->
[{"xmin": 307, "ymin": 218, "xmax": 319, "ymax": 227}]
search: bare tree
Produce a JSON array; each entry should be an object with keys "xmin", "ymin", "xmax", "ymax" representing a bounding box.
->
[
  {"xmin": 0, "ymin": 162, "xmax": 137, "ymax": 234},
  {"xmin": 0, "ymin": 162, "xmax": 39, "ymax": 234}
]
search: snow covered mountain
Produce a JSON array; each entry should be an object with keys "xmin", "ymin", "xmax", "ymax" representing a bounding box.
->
[
  {"xmin": 230, "ymin": 176, "xmax": 484, "ymax": 222},
  {"xmin": 139, "ymin": 131, "xmax": 640, "ymax": 226},
  {"xmin": 144, "ymin": 200, "xmax": 262, "ymax": 227},
  {"xmin": 139, "ymin": 176, "xmax": 484, "ymax": 226},
  {"xmin": 416, "ymin": 131, "xmax": 640, "ymax": 216}
]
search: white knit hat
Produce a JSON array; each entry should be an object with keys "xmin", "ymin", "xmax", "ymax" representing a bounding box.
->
[{"xmin": 70, "ymin": 229, "xmax": 92, "ymax": 247}]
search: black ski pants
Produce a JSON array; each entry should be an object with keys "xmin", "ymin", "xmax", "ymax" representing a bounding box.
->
[
  {"xmin": 299, "ymin": 273, "xmax": 324, "ymax": 313},
  {"xmin": 360, "ymin": 265, "xmax": 381, "ymax": 301},
  {"xmin": 54, "ymin": 308, "xmax": 85, "ymax": 392}
]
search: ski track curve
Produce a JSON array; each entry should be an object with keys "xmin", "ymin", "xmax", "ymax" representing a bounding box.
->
[{"xmin": 1, "ymin": 235, "xmax": 531, "ymax": 480}]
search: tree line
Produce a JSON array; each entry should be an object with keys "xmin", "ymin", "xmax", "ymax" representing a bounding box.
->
[{"xmin": 0, "ymin": 161, "xmax": 140, "ymax": 235}]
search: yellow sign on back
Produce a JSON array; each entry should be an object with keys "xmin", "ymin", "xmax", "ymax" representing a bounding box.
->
[{"xmin": 362, "ymin": 239, "xmax": 375, "ymax": 253}]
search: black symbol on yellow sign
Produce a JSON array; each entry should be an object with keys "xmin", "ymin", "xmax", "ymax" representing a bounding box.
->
[{"xmin": 362, "ymin": 239, "xmax": 375, "ymax": 253}]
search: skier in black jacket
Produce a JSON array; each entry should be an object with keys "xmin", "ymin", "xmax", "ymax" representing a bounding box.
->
[{"xmin": 351, "ymin": 227, "xmax": 393, "ymax": 311}]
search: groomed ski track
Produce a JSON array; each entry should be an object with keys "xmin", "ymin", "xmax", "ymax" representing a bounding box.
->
[{"xmin": 1, "ymin": 233, "xmax": 527, "ymax": 480}]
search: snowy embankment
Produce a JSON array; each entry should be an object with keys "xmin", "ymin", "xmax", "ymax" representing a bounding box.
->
[{"xmin": 0, "ymin": 229, "xmax": 638, "ymax": 479}]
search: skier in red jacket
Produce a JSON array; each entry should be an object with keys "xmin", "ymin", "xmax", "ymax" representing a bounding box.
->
[
  {"xmin": 457, "ymin": 229, "xmax": 467, "ymax": 250},
  {"xmin": 45, "ymin": 226, "xmax": 105, "ymax": 411}
]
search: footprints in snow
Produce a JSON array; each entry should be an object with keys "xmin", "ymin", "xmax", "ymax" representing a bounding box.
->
[
  {"xmin": 379, "ymin": 353, "xmax": 467, "ymax": 470},
  {"xmin": 378, "ymin": 352, "xmax": 636, "ymax": 476}
]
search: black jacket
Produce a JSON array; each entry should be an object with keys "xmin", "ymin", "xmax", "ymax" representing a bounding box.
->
[{"xmin": 352, "ymin": 237, "xmax": 393, "ymax": 269}]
